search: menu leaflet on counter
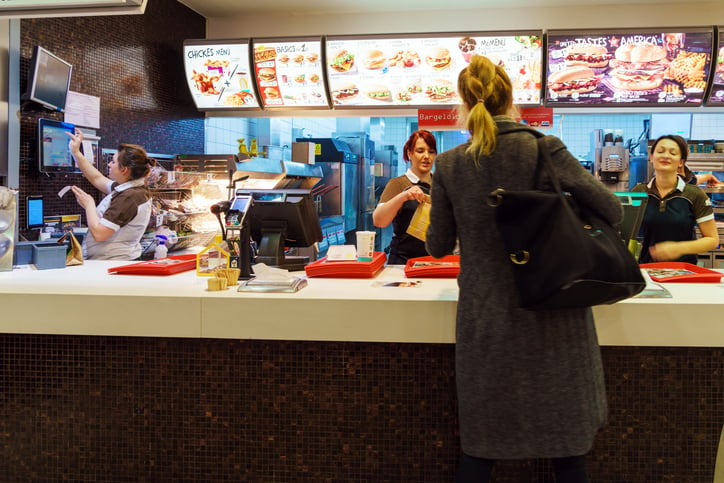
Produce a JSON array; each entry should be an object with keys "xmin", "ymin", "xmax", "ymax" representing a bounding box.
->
[
  {"xmin": 325, "ymin": 31, "xmax": 543, "ymax": 109},
  {"xmin": 252, "ymin": 37, "xmax": 330, "ymax": 109},
  {"xmin": 183, "ymin": 39, "xmax": 260, "ymax": 111},
  {"xmin": 545, "ymin": 28, "xmax": 714, "ymax": 107},
  {"xmin": 705, "ymin": 28, "xmax": 724, "ymax": 105}
]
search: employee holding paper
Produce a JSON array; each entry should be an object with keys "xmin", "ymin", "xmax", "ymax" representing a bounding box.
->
[
  {"xmin": 372, "ymin": 129, "xmax": 437, "ymax": 264},
  {"xmin": 67, "ymin": 129, "xmax": 155, "ymax": 260}
]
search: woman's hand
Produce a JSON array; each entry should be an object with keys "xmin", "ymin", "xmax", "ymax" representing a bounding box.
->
[
  {"xmin": 66, "ymin": 129, "xmax": 83, "ymax": 155},
  {"xmin": 71, "ymin": 185, "xmax": 96, "ymax": 211},
  {"xmin": 400, "ymin": 185, "xmax": 426, "ymax": 203},
  {"xmin": 649, "ymin": 241, "xmax": 682, "ymax": 261}
]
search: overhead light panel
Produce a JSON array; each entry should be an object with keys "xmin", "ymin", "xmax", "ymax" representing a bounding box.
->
[{"xmin": 0, "ymin": 0, "xmax": 147, "ymax": 18}]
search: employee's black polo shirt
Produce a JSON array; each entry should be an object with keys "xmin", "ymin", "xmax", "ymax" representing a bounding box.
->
[{"xmin": 632, "ymin": 176, "xmax": 714, "ymax": 265}]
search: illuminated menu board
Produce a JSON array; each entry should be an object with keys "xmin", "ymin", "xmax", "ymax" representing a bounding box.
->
[
  {"xmin": 705, "ymin": 28, "xmax": 724, "ymax": 105},
  {"xmin": 183, "ymin": 39, "xmax": 260, "ymax": 111},
  {"xmin": 252, "ymin": 37, "xmax": 330, "ymax": 109},
  {"xmin": 545, "ymin": 28, "xmax": 714, "ymax": 107},
  {"xmin": 325, "ymin": 31, "xmax": 543, "ymax": 109}
]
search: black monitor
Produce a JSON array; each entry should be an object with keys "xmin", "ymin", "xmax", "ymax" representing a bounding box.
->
[
  {"xmin": 615, "ymin": 192, "xmax": 649, "ymax": 248},
  {"xmin": 38, "ymin": 118, "xmax": 79, "ymax": 174},
  {"xmin": 235, "ymin": 188, "xmax": 323, "ymax": 271},
  {"xmin": 24, "ymin": 46, "xmax": 72, "ymax": 112}
]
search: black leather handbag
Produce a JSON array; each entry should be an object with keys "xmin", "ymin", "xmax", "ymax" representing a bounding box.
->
[{"xmin": 488, "ymin": 136, "xmax": 645, "ymax": 310}]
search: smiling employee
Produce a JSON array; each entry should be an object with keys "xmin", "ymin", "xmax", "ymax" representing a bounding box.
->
[
  {"xmin": 632, "ymin": 134, "xmax": 719, "ymax": 264},
  {"xmin": 67, "ymin": 129, "xmax": 156, "ymax": 260}
]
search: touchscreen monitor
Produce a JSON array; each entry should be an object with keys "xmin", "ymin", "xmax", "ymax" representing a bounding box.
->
[{"xmin": 38, "ymin": 118, "xmax": 78, "ymax": 174}]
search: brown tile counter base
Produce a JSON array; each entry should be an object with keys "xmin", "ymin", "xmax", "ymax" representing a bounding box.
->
[{"xmin": 0, "ymin": 336, "xmax": 721, "ymax": 482}]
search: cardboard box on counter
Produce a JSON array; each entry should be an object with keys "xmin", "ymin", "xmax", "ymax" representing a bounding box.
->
[{"xmin": 292, "ymin": 142, "xmax": 316, "ymax": 164}]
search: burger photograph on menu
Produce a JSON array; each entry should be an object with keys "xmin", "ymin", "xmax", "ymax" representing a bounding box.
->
[
  {"xmin": 425, "ymin": 78, "xmax": 456, "ymax": 103},
  {"xmin": 329, "ymin": 49, "xmax": 355, "ymax": 72},
  {"xmin": 608, "ymin": 43, "xmax": 669, "ymax": 91},
  {"xmin": 257, "ymin": 67, "xmax": 277, "ymax": 83},
  {"xmin": 547, "ymin": 66, "xmax": 602, "ymax": 96},
  {"xmin": 426, "ymin": 47, "xmax": 452, "ymax": 71},
  {"xmin": 363, "ymin": 49, "xmax": 386, "ymax": 70},
  {"xmin": 564, "ymin": 44, "xmax": 612, "ymax": 68},
  {"xmin": 331, "ymin": 82, "xmax": 359, "ymax": 103}
]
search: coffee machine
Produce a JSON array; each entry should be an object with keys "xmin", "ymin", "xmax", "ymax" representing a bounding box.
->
[{"xmin": 591, "ymin": 129, "xmax": 630, "ymax": 192}]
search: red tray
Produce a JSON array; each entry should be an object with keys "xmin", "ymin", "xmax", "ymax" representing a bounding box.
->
[
  {"xmin": 108, "ymin": 254, "xmax": 197, "ymax": 276},
  {"xmin": 639, "ymin": 262, "xmax": 723, "ymax": 283},
  {"xmin": 305, "ymin": 251, "xmax": 387, "ymax": 278},
  {"xmin": 404, "ymin": 255, "xmax": 460, "ymax": 278}
]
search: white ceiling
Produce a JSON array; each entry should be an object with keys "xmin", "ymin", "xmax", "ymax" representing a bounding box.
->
[{"xmin": 176, "ymin": 0, "xmax": 689, "ymax": 18}]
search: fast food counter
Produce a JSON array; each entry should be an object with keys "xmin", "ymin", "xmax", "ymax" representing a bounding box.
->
[{"xmin": 0, "ymin": 261, "xmax": 723, "ymax": 347}]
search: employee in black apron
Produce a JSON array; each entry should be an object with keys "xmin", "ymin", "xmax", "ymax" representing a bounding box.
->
[{"xmin": 373, "ymin": 130, "xmax": 437, "ymax": 264}]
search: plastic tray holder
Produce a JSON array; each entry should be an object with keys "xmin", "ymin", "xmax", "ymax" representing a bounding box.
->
[
  {"xmin": 108, "ymin": 254, "xmax": 197, "ymax": 276},
  {"xmin": 404, "ymin": 255, "xmax": 460, "ymax": 278},
  {"xmin": 639, "ymin": 262, "xmax": 724, "ymax": 283},
  {"xmin": 304, "ymin": 251, "xmax": 387, "ymax": 278}
]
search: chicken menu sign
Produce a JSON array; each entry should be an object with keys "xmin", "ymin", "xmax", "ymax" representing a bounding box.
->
[
  {"xmin": 183, "ymin": 39, "xmax": 260, "ymax": 111},
  {"xmin": 545, "ymin": 28, "xmax": 714, "ymax": 107}
]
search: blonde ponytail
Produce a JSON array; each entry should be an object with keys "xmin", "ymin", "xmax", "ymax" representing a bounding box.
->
[{"xmin": 457, "ymin": 55, "xmax": 514, "ymax": 165}]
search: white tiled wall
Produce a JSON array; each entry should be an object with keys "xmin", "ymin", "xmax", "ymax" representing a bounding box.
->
[{"xmin": 204, "ymin": 113, "xmax": 724, "ymax": 161}]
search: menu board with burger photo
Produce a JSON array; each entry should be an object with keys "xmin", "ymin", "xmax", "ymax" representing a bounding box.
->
[
  {"xmin": 704, "ymin": 29, "xmax": 724, "ymax": 105},
  {"xmin": 545, "ymin": 28, "xmax": 714, "ymax": 107},
  {"xmin": 325, "ymin": 31, "xmax": 543, "ymax": 109},
  {"xmin": 252, "ymin": 37, "xmax": 330, "ymax": 109},
  {"xmin": 183, "ymin": 39, "xmax": 260, "ymax": 111}
]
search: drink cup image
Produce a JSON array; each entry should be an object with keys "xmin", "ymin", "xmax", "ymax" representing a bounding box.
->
[{"xmin": 356, "ymin": 231, "xmax": 376, "ymax": 261}]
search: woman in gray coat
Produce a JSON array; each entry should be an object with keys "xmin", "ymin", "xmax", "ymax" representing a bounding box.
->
[{"xmin": 426, "ymin": 55, "xmax": 623, "ymax": 482}]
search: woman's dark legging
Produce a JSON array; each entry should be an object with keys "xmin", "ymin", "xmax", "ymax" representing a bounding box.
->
[{"xmin": 455, "ymin": 452, "xmax": 590, "ymax": 483}]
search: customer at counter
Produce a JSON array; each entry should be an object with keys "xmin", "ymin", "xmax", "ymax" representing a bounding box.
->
[
  {"xmin": 67, "ymin": 129, "xmax": 155, "ymax": 260},
  {"xmin": 372, "ymin": 129, "xmax": 437, "ymax": 264},
  {"xmin": 426, "ymin": 55, "xmax": 623, "ymax": 483},
  {"xmin": 633, "ymin": 135, "xmax": 719, "ymax": 264}
]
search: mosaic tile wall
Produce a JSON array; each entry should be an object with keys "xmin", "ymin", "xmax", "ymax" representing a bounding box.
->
[
  {"xmin": 0, "ymin": 336, "xmax": 720, "ymax": 482},
  {"xmin": 17, "ymin": 0, "xmax": 205, "ymax": 231}
]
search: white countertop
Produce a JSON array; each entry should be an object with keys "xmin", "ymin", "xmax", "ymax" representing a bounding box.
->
[{"xmin": 1, "ymin": 261, "xmax": 723, "ymax": 346}]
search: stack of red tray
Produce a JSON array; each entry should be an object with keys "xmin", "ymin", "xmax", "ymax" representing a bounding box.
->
[
  {"xmin": 305, "ymin": 251, "xmax": 387, "ymax": 278},
  {"xmin": 404, "ymin": 255, "xmax": 460, "ymax": 278},
  {"xmin": 108, "ymin": 254, "xmax": 197, "ymax": 276},
  {"xmin": 639, "ymin": 262, "xmax": 723, "ymax": 283}
]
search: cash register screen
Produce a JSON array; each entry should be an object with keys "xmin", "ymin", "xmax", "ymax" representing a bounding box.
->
[{"xmin": 615, "ymin": 192, "xmax": 649, "ymax": 246}]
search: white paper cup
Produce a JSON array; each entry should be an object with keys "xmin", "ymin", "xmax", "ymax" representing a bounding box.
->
[{"xmin": 356, "ymin": 231, "xmax": 375, "ymax": 262}]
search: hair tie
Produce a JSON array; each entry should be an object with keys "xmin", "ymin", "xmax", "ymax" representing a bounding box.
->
[{"xmin": 478, "ymin": 98, "xmax": 485, "ymax": 104}]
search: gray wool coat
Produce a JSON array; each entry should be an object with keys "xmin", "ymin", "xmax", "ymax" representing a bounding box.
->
[{"xmin": 426, "ymin": 116, "xmax": 624, "ymax": 459}]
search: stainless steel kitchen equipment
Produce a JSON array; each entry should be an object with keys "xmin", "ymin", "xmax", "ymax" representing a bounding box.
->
[
  {"xmin": 591, "ymin": 129, "xmax": 630, "ymax": 192},
  {"xmin": 334, "ymin": 131, "xmax": 376, "ymax": 233}
]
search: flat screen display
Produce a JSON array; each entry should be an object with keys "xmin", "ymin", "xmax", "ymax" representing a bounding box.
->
[
  {"xmin": 25, "ymin": 46, "xmax": 72, "ymax": 112},
  {"xmin": 38, "ymin": 118, "xmax": 78, "ymax": 174},
  {"xmin": 704, "ymin": 27, "xmax": 724, "ymax": 105},
  {"xmin": 27, "ymin": 196, "xmax": 44, "ymax": 229},
  {"xmin": 183, "ymin": 39, "xmax": 261, "ymax": 111},
  {"xmin": 545, "ymin": 28, "xmax": 714, "ymax": 107},
  {"xmin": 252, "ymin": 37, "xmax": 330, "ymax": 109},
  {"xmin": 325, "ymin": 31, "xmax": 543, "ymax": 108}
]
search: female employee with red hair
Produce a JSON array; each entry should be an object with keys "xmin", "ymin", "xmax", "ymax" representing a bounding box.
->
[{"xmin": 373, "ymin": 129, "xmax": 437, "ymax": 264}]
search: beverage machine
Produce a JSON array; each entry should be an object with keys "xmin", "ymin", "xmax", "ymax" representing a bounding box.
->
[{"xmin": 591, "ymin": 129, "xmax": 630, "ymax": 192}]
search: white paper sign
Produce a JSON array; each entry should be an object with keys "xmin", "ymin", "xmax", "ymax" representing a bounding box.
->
[{"xmin": 64, "ymin": 91, "xmax": 100, "ymax": 129}]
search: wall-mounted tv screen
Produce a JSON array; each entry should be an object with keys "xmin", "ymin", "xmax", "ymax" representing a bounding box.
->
[
  {"xmin": 38, "ymin": 118, "xmax": 79, "ymax": 174},
  {"xmin": 24, "ymin": 46, "xmax": 73, "ymax": 112},
  {"xmin": 252, "ymin": 36, "xmax": 331, "ymax": 109},
  {"xmin": 325, "ymin": 31, "xmax": 543, "ymax": 109},
  {"xmin": 545, "ymin": 27, "xmax": 714, "ymax": 107},
  {"xmin": 704, "ymin": 26, "xmax": 724, "ymax": 105},
  {"xmin": 183, "ymin": 39, "xmax": 261, "ymax": 111}
]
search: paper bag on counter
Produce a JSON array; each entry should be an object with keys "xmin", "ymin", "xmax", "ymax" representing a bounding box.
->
[
  {"xmin": 406, "ymin": 194, "xmax": 431, "ymax": 242},
  {"xmin": 58, "ymin": 231, "xmax": 84, "ymax": 266}
]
